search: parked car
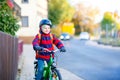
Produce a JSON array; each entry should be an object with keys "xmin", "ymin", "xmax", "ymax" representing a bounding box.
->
[
  {"xmin": 79, "ymin": 32, "xmax": 90, "ymax": 40},
  {"xmin": 59, "ymin": 33, "xmax": 71, "ymax": 40}
]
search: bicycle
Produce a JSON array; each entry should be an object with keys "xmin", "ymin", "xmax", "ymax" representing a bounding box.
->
[{"xmin": 34, "ymin": 49, "xmax": 62, "ymax": 80}]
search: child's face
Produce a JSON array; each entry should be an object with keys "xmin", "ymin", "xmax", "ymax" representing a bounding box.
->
[{"xmin": 41, "ymin": 25, "xmax": 51, "ymax": 34}]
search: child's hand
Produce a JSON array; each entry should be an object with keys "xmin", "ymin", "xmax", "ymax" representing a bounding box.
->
[
  {"xmin": 34, "ymin": 45, "xmax": 44, "ymax": 51},
  {"xmin": 43, "ymin": 48, "xmax": 51, "ymax": 52},
  {"xmin": 60, "ymin": 47, "xmax": 66, "ymax": 52}
]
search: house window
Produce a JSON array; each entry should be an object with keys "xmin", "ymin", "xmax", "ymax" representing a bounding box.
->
[
  {"xmin": 22, "ymin": 0, "xmax": 29, "ymax": 3},
  {"xmin": 22, "ymin": 16, "xmax": 29, "ymax": 27}
]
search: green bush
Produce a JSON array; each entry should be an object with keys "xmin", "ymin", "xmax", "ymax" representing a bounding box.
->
[
  {"xmin": 98, "ymin": 37, "xmax": 120, "ymax": 47},
  {"xmin": 0, "ymin": 2, "xmax": 20, "ymax": 36}
]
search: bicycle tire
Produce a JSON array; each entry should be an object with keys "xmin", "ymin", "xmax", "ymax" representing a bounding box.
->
[
  {"xmin": 51, "ymin": 68, "xmax": 62, "ymax": 80},
  {"xmin": 34, "ymin": 64, "xmax": 38, "ymax": 77}
]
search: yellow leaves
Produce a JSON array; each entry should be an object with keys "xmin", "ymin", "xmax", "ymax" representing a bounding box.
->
[
  {"xmin": 116, "ymin": 23, "xmax": 120, "ymax": 30},
  {"xmin": 104, "ymin": 12, "xmax": 114, "ymax": 20},
  {"xmin": 113, "ymin": 11, "xmax": 119, "ymax": 18}
]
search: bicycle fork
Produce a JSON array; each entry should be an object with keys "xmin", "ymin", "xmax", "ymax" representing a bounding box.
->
[{"xmin": 43, "ymin": 62, "xmax": 55, "ymax": 80}]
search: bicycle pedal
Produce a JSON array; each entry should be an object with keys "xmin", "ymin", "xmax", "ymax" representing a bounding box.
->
[
  {"xmin": 52, "ymin": 66, "xmax": 56, "ymax": 69},
  {"xmin": 34, "ymin": 61, "xmax": 38, "ymax": 64},
  {"xmin": 51, "ymin": 65, "xmax": 56, "ymax": 69}
]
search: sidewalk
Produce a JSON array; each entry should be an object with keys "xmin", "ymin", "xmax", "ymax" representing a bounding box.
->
[{"xmin": 17, "ymin": 44, "xmax": 84, "ymax": 80}]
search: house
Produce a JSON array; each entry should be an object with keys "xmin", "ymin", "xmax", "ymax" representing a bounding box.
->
[{"xmin": 14, "ymin": 0, "xmax": 48, "ymax": 43}]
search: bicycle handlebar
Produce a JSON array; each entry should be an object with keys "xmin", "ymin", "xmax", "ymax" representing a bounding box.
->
[
  {"xmin": 47, "ymin": 49, "xmax": 59, "ymax": 54},
  {"xmin": 37, "ymin": 49, "xmax": 59, "ymax": 54},
  {"xmin": 51, "ymin": 49, "xmax": 59, "ymax": 53}
]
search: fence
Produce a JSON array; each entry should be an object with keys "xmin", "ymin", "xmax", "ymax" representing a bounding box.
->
[{"xmin": 0, "ymin": 31, "xmax": 18, "ymax": 80}]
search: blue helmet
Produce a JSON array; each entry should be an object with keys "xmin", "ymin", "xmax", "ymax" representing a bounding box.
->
[{"xmin": 39, "ymin": 19, "xmax": 52, "ymax": 28}]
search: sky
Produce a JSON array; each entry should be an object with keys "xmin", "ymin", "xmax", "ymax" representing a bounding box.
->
[
  {"xmin": 68, "ymin": 0, "xmax": 120, "ymax": 13},
  {"xmin": 68, "ymin": 0, "xmax": 120, "ymax": 23}
]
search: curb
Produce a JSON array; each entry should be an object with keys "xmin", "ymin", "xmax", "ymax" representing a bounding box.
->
[
  {"xmin": 16, "ymin": 55, "xmax": 25, "ymax": 80},
  {"xmin": 59, "ymin": 68, "xmax": 84, "ymax": 80}
]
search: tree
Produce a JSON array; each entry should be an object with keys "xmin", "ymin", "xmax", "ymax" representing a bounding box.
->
[
  {"xmin": 48, "ymin": 0, "xmax": 75, "ymax": 36},
  {"xmin": 100, "ymin": 12, "xmax": 115, "ymax": 31},
  {"xmin": 48, "ymin": 0, "xmax": 74, "ymax": 25},
  {"xmin": 0, "ymin": 1, "xmax": 20, "ymax": 36},
  {"xmin": 113, "ymin": 12, "xmax": 120, "ymax": 31},
  {"xmin": 116, "ymin": 23, "xmax": 120, "ymax": 30},
  {"xmin": 72, "ymin": 3, "xmax": 99, "ymax": 35},
  {"xmin": 0, "ymin": 0, "xmax": 5, "ymax": 2}
]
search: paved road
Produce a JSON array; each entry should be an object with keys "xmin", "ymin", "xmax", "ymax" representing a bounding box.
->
[
  {"xmin": 58, "ymin": 39, "xmax": 120, "ymax": 80},
  {"xmin": 17, "ymin": 44, "xmax": 83, "ymax": 80}
]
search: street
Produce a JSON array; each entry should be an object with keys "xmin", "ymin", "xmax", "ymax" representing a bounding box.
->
[
  {"xmin": 58, "ymin": 39, "xmax": 120, "ymax": 80},
  {"xmin": 18, "ymin": 38, "xmax": 120, "ymax": 80}
]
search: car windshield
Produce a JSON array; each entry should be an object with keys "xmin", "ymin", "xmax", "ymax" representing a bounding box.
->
[
  {"xmin": 80, "ymin": 32, "xmax": 89, "ymax": 35},
  {"xmin": 61, "ymin": 33, "xmax": 69, "ymax": 36}
]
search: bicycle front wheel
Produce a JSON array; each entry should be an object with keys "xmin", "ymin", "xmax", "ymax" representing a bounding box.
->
[{"xmin": 52, "ymin": 68, "xmax": 62, "ymax": 80}]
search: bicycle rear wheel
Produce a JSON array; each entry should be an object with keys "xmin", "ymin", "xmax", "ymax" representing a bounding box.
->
[
  {"xmin": 52, "ymin": 68, "xmax": 62, "ymax": 80},
  {"xmin": 34, "ymin": 61, "xmax": 38, "ymax": 77}
]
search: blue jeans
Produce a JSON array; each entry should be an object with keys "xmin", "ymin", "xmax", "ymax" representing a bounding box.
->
[{"xmin": 36, "ymin": 59, "xmax": 44, "ymax": 80}]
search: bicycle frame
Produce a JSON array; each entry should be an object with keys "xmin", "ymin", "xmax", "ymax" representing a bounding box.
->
[
  {"xmin": 43, "ymin": 54, "xmax": 53, "ymax": 80},
  {"xmin": 43, "ymin": 49, "xmax": 59, "ymax": 80},
  {"xmin": 34, "ymin": 49, "xmax": 61, "ymax": 80}
]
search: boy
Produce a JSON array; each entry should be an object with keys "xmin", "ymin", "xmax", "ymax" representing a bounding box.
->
[{"xmin": 32, "ymin": 19, "xmax": 66, "ymax": 80}]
